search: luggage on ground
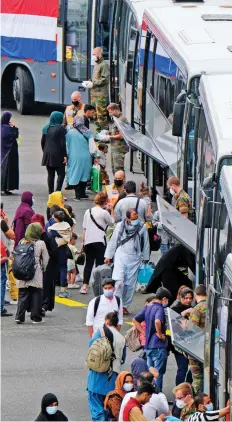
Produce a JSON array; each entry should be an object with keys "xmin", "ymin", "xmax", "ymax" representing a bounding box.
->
[
  {"xmin": 92, "ymin": 263, "xmax": 113, "ymax": 296},
  {"xmin": 137, "ymin": 262, "xmax": 155, "ymax": 292}
]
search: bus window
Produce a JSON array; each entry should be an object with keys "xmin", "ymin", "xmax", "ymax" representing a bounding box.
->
[
  {"xmin": 95, "ymin": 0, "xmax": 114, "ymax": 59},
  {"xmin": 65, "ymin": 0, "xmax": 88, "ymax": 81},
  {"xmin": 147, "ymin": 36, "xmax": 155, "ymax": 96},
  {"xmin": 126, "ymin": 15, "xmax": 137, "ymax": 85},
  {"xmin": 119, "ymin": 2, "xmax": 131, "ymax": 63}
]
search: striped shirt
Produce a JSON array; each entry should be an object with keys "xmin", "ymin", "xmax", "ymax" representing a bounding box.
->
[{"xmin": 186, "ymin": 410, "xmax": 220, "ymax": 422}]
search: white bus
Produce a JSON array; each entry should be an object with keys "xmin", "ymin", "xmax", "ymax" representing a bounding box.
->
[{"xmin": 111, "ymin": 1, "xmax": 232, "ymax": 194}]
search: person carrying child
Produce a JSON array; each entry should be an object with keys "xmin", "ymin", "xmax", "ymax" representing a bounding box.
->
[
  {"xmin": 97, "ymin": 143, "xmax": 110, "ymax": 185},
  {"xmin": 47, "ymin": 210, "xmax": 71, "ymax": 298}
]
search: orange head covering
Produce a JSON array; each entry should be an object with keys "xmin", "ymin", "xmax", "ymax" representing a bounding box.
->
[
  {"xmin": 104, "ymin": 371, "xmax": 133, "ymax": 418},
  {"xmin": 115, "ymin": 371, "xmax": 133, "ymax": 392}
]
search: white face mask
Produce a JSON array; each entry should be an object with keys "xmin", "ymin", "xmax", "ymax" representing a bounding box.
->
[
  {"xmin": 176, "ymin": 399, "xmax": 186, "ymax": 409},
  {"xmin": 123, "ymin": 383, "xmax": 133, "ymax": 392},
  {"xmin": 92, "ymin": 55, "xmax": 97, "ymax": 62},
  {"xmin": 46, "ymin": 406, "xmax": 58, "ymax": 415},
  {"xmin": 170, "ymin": 188, "xmax": 175, "ymax": 196}
]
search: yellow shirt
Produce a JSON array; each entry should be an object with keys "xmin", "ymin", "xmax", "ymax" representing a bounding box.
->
[{"xmin": 64, "ymin": 103, "xmax": 85, "ymax": 127}]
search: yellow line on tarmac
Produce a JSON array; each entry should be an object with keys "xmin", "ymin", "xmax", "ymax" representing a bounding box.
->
[{"xmin": 55, "ymin": 296, "xmax": 87, "ymax": 307}]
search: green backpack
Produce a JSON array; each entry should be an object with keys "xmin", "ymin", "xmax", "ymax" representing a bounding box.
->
[{"xmin": 86, "ymin": 327, "xmax": 115, "ymax": 373}]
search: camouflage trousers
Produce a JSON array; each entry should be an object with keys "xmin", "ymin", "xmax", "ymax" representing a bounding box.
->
[
  {"xmin": 91, "ymin": 96, "xmax": 108, "ymax": 133},
  {"xmin": 111, "ymin": 150, "xmax": 126, "ymax": 174},
  {"xmin": 189, "ymin": 358, "xmax": 204, "ymax": 393}
]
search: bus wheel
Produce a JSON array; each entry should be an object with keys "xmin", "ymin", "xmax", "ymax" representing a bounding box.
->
[{"xmin": 13, "ymin": 67, "xmax": 34, "ymax": 114}]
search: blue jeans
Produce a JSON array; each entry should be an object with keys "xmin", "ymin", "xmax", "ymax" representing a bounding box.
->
[
  {"xmin": 1, "ymin": 263, "xmax": 7, "ymax": 313},
  {"xmin": 88, "ymin": 391, "xmax": 106, "ymax": 421},
  {"xmin": 146, "ymin": 348, "xmax": 168, "ymax": 391},
  {"xmin": 160, "ymin": 243, "xmax": 169, "ymax": 255},
  {"xmin": 174, "ymin": 352, "xmax": 189, "ymax": 385}
]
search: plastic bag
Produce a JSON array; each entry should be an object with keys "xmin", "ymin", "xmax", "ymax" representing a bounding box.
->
[
  {"xmin": 137, "ymin": 262, "xmax": 155, "ymax": 292},
  {"xmin": 91, "ymin": 164, "xmax": 102, "ymax": 192},
  {"xmin": 16, "ymin": 135, "xmax": 22, "ymax": 146}
]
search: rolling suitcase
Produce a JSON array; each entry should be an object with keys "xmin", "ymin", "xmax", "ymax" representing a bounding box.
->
[{"xmin": 92, "ymin": 264, "xmax": 113, "ymax": 296}]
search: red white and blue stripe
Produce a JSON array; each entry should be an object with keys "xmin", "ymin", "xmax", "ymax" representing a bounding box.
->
[{"xmin": 1, "ymin": 0, "xmax": 58, "ymax": 62}]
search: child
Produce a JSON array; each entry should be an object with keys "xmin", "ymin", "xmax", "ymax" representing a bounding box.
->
[
  {"xmin": 47, "ymin": 210, "xmax": 71, "ymax": 298},
  {"xmin": 65, "ymin": 204, "xmax": 76, "ymax": 229},
  {"xmin": 153, "ymin": 210, "xmax": 171, "ymax": 255},
  {"xmin": 97, "ymin": 143, "xmax": 109, "ymax": 185},
  {"xmin": 67, "ymin": 233, "xmax": 82, "ymax": 289},
  {"xmin": 140, "ymin": 182, "xmax": 153, "ymax": 223}
]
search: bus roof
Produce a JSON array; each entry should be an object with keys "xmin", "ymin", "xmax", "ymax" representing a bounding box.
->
[
  {"xmin": 220, "ymin": 166, "xmax": 232, "ymax": 225},
  {"xmin": 143, "ymin": 4, "xmax": 232, "ymax": 79},
  {"xmin": 199, "ymin": 74, "xmax": 232, "ymax": 160}
]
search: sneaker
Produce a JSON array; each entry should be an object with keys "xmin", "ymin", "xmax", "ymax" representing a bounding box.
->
[
  {"xmin": 1, "ymin": 309, "xmax": 13, "ymax": 317},
  {"xmin": 41, "ymin": 308, "xmax": 46, "ymax": 317},
  {"xmin": 10, "ymin": 300, "xmax": 18, "ymax": 305},
  {"xmin": 59, "ymin": 291, "xmax": 70, "ymax": 298},
  {"xmin": 68, "ymin": 284, "xmax": 79, "ymax": 289},
  {"xmin": 32, "ymin": 320, "xmax": 45, "ymax": 324},
  {"xmin": 80, "ymin": 194, "xmax": 89, "ymax": 199},
  {"xmin": 15, "ymin": 319, "xmax": 24, "ymax": 324},
  {"xmin": 4, "ymin": 300, "xmax": 11, "ymax": 305},
  {"xmin": 123, "ymin": 307, "xmax": 129, "ymax": 315},
  {"xmin": 80, "ymin": 286, "xmax": 88, "ymax": 294},
  {"xmin": 73, "ymin": 197, "xmax": 81, "ymax": 202}
]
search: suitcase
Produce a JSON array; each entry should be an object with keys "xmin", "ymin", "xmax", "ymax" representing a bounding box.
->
[{"xmin": 91, "ymin": 264, "xmax": 113, "ymax": 296}]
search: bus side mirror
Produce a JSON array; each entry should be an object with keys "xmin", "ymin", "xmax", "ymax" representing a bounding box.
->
[
  {"xmin": 172, "ymin": 91, "xmax": 186, "ymax": 137},
  {"xmin": 99, "ymin": 0, "xmax": 109, "ymax": 24}
]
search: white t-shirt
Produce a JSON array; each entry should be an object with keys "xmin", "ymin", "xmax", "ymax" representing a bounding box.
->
[
  {"xmin": 118, "ymin": 392, "xmax": 169, "ymax": 421},
  {"xmin": 118, "ymin": 392, "xmax": 136, "ymax": 422},
  {"xmin": 86, "ymin": 294, "xmax": 123, "ymax": 333},
  {"xmin": 83, "ymin": 206, "xmax": 114, "ymax": 245}
]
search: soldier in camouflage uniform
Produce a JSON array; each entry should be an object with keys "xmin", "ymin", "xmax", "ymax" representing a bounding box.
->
[
  {"xmin": 98, "ymin": 103, "xmax": 129, "ymax": 174},
  {"xmin": 187, "ymin": 285, "xmax": 207, "ymax": 393},
  {"xmin": 167, "ymin": 176, "xmax": 193, "ymax": 220},
  {"xmin": 82, "ymin": 47, "xmax": 109, "ymax": 132}
]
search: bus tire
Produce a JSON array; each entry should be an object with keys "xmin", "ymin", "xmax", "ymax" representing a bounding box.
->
[{"xmin": 13, "ymin": 66, "xmax": 34, "ymax": 114}]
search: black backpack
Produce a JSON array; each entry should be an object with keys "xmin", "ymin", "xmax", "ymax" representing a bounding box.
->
[{"xmin": 12, "ymin": 242, "xmax": 36, "ymax": 281}]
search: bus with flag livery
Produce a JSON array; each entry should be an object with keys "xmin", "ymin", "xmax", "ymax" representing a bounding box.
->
[{"xmin": 1, "ymin": 0, "xmax": 114, "ymax": 113}]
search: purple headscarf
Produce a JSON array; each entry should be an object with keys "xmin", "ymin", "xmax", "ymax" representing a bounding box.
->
[
  {"xmin": 1, "ymin": 111, "xmax": 17, "ymax": 165},
  {"xmin": 73, "ymin": 115, "xmax": 91, "ymax": 134},
  {"xmin": 13, "ymin": 191, "xmax": 35, "ymax": 246}
]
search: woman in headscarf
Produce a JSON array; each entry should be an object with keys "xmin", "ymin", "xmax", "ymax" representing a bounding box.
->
[
  {"xmin": 46, "ymin": 191, "xmax": 73, "ymax": 228},
  {"xmin": 31, "ymin": 214, "xmax": 58, "ymax": 315},
  {"xmin": 104, "ymin": 371, "xmax": 134, "ymax": 421},
  {"xmin": 35, "ymin": 393, "xmax": 68, "ymax": 421},
  {"xmin": 41, "ymin": 111, "xmax": 67, "ymax": 194},
  {"xmin": 66, "ymin": 115, "xmax": 96, "ymax": 201},
  {"xmin": 15, "ymin": 223, "xmax": 49, "ymax": 324},
  {"xmin": 1, "ymin": 111, "xmax": 19, "ymax": 195},
  {"xmin": 13, "ymin": 191, "xmax": 35, "ymax": 247}
]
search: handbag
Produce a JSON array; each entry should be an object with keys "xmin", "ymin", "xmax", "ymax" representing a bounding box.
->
[{"xmin": 76, "ymin": 251, "xmax": 86, "ymax": 266}]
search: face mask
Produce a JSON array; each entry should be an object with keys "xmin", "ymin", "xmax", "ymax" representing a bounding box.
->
[
  {"xmin": 163, "ymin": 302, "xmax": 168, "ymax": 308},
  {"xmin": 206, "ymin": 403, "xmax": 214, "ymax": 411},
  {"xmin": 46, "ymin": 406, "xmax": 58, "ymax": 415},
  {"xmin": 92, "ymin": 55, "xmax": 97, "ymax": 62},
  {"xmin": 123, "ymin": 383, "xmax": 133, "ymax": 392},
  {"xmin": 114, "ymin": 179, "xmax": 123, "ymax": 187},
  {"xmin": 130, "ymin": 219, "xmax": 139, "ymax": 226},
  {"xmin": 176, "ymin": 399, "xmax": 186, "ymax": 409},
  {"xmin": 72, "ymin": 101, "xmax": 79, "ymax": 107},
  {"xmin": 170, "ymin": 188, "xmax": 175, "ymax": 196},
  {"xmin": 32, "ymin": 198, "xmax": 34, "ymax": 206},
  {"xmin": 104, "ymin": 289, "xmax": 114, "ymax": 298}
]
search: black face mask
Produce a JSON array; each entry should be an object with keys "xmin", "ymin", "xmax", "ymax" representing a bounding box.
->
[
  {"xmin": 72, "ymin": 101, "xmax": 79, "ymax": 107},
  {"xmin": 114, "ymin": 179, "xmax": 123, "ymax": 187}
]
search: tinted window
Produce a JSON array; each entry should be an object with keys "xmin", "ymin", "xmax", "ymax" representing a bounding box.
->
[
  {"xmin": 95, "ymin": 0, "xmax": 114, "ymax": 59},
  {"xmin": 119, "ymin": 2, "xmax": 131, "ymax": 62},
  {"xmin": 126, "ymin": 15, "xmax": 137, "ymax": 85},
  {"xmin": 65, "ymin": 0, "xmax": 88, "ymax": 81}
]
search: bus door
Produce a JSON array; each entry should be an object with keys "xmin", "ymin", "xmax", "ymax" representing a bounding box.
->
[
  {"xmin": 109, "ymin": 0, "xmax": 121, "ymax": 103},
  {"xmin": 217, "ymin": 254, "xmax": 232, "ymax": 411},
  {"xmin": 156, "ymin": 194, "xmax": 197, "ymax": 255},
  {"xmin": 63, "ymin": 0, "xmax": 90, "ymax": 105}
]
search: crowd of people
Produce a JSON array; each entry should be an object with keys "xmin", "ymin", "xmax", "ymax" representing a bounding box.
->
[{"xmin": 1, "ymin": 46, "xmax": 229, "ymax": 422}]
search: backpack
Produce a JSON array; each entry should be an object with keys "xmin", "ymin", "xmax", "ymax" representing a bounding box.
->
[
  {"xmin": 125, "ymin": 326, "xmax": 142, "ymax": 352},
  {"xmin": 12, "ymin": 242, "xmax": 36, "ymax": 281},
  {"xmin": 94, "ymin": 295, "xmax": 121, "ymax": 317},
  {"xmin": 86, "ymin": 326, "xmax": 115, "ymax": 373}
]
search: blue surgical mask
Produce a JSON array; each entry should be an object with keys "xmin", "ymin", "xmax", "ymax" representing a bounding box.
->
[
  {"xmin": 46, "ymin": 406, "xmax": 58, "ymax": 415},
  {"xmin": 206, "ymin": 403, "xmax": 214, "ymax": 411},
  {"xmin": 104, "ymin": 289, "xmax": 114, "ymax": 298},
  {"xmin": 130, "ymin": 219, "xmax": 139, "ymax": 226}
]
